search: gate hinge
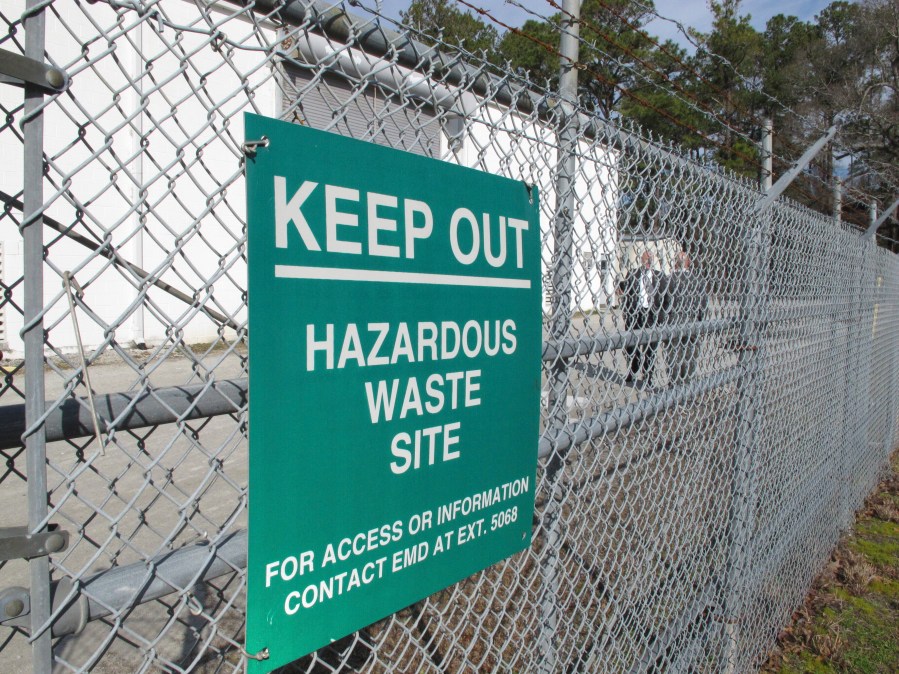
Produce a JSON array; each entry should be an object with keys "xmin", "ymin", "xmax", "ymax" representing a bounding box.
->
[
  {"xmin": 0, "ymin": 524, "xmax": 69, "ymax": 562},
  {"xmin": 0, "ymin": 48, "xmax": 68, "ymax": 93}
]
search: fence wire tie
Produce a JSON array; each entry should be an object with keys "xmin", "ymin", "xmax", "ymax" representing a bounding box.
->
[
  {"xmin": 241, "ymin": 136, "xmax": 269, "ymax": 156},
  {"xmin": 210, "ymin": 31, "xmax": 226, "ymax": 52},
  {"xmin": 243, "ymin": 646, "xmax": 270, "ymax": 661},
  {"xmin": 62, "ymin": 271, "xmax": 106, "ymax": 456},
  {"xmin": 186, "ymin": 594, "xmax": 204, "ymax": 616}
]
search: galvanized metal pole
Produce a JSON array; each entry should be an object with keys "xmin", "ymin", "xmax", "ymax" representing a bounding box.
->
[
  {"xmin": 885, "ymin": 273, "xmax": 899, "ymax": 460},
  {"xmin": 756, "ymin": 125, "xmax": 836, "ymax": 213},
  {"xmin": 131, "ymin": 19, "xmax": 146, "ymax": 348},
  {"xmin": 761, "ymin": 120, "xmax": 773, "ymax": 193},
  {"xmin": 856, "ymin": 204, "xmax": 879, "ymax": 509},
  {"xmin": 832, "ymin": 163, "xmax": 850, "ymax": 542},
  {"xmin": 861, "ymin": 196, "xmax": 899, "ymax": 242},
  {"xmin": 880, "ymin": 198, "xmax": 899, "ymax": 461},
  {"xmin": 723, "ymin": 117, "xmax": 772, "ymax": 674},
  {"xmin": 22, "ymin": 1, "xmax": 52, "ymax": 671},
  {"xmin": 833, "ymin": 177, "xmax": 842, "ymax": 225},
  {"xmin": 547, "ymin": 0, "xmax": 580, "ymax": 427},
  {"xmin": 841, "ymin": 205, "xmax": 878, "ymax": 528},
  {"xmin": 539, "ymin": 1, "xmax": 580, "ymax": 672}
]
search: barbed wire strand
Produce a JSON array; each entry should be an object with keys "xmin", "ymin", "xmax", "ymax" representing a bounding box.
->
[
  {"xmin": 450, "ymin": 0, "xmax": 769, "ymax": 173},
  {"xmin": 490, "ymin": 0, "xmax": 896, "ymax": 219}
]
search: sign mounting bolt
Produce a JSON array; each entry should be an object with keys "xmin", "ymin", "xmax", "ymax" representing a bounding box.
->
[
  {"xmin": 242, "ymin": 136, "xmax": 270, "ymax": 156},
  {"xmin": 244, "ymin": 647, "xmax": 270, "ymax": 661}
]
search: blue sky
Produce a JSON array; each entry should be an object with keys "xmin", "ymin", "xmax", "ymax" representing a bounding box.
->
[
  {"xmin": 647, "ymin": 0, "xmax": 838, "ymax": 46},
  {"xmin": 366, "ymin": 0, "xmax": 839, "ymax": 49}
]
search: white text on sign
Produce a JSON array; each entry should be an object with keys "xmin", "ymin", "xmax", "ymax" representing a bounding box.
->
[
  {"xmin": 303, "ymin": 318, "xmax": 519, "ymax": 475},
  {"xmin": 274, "ymin": 178, "xmax": 530, "ymax": 270}
]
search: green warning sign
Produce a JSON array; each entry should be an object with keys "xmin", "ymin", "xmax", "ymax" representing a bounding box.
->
[{"xmin": 244, "ymin": 113, "xmax": 541, "ymax": 672}]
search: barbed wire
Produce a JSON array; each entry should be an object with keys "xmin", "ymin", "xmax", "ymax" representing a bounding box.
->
[
  {"xmin": 459, "ymin": 0, "xmax": 824, "ymax": 199},
  {"xmin": 624, "ymin": 0, "xmax": 899, "ymax": 202},
  {"xmin": 624, "ymin": 0, "xmax": 810, "ymax": 125},
  {"xmin": 583, "ymin": 0, "xmax": 875, "ymax": 202},
  {"xmin": 538, "ymin": 0, "xmax": 898, "ymax": 212},
  {"xmin": 514, "ymin": 0, "xmax": 765, "ymax": 158},
  {"xmin": 352, "ymin": 0, "xmax": 896, "ymax": 229},
  {"xmin": 450, "ymin": 0, "xmax": 771, "ymax": 173},
  {"xmin": 543, "ymin": 0, "xmax": 760, "ymax": 133},
  {"xmin": 541, "ymin": 0, "xmax": 896, "ymax": 223},
  {"xmin": 460, "ymin": 0, "xmax": 877, "ymax": 220}
]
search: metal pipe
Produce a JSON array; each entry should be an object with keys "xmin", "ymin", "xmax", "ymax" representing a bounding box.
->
[
  {"xmin": 1, "ymin": 530, "xmax": 248, "ymax": 638},
  {"xmin": 287, "ymin": 31, "xmax": 481, "ymax": 120},
  {"xmin": 131, "ymin": 19, "xmax": 146, "ymax": 348},
  {"xmin": 22, "ymin": 0, "xmax": 52, "ymax": 668},
  {"xmin": 537, "ymin": 365, "xmax": 744, "ymax": 459},
  {"xmin": 0, "ymin": 378, "xmax": 248, "ymax": 450},
  {"xmin": 236, "ymin": 0, "xmax": 538, "ymax": 113},
  {"xmin": 0, "ymin": 323, "xmax": 759, "ymax": 456},
  {"xmin": 0, "ymin": 313, "xmax": 829, "ymax": 453},
  {"xmin": 538, "ymin": 2, "xmax": 581, "ymax": 671},
  {"xmin": 862, "ymin": 196, "xmax": 899, "ymax": 242},
  {"xmin": 756, "ymin": 125, "xmax": 835, "ymax": 213},
  {"xmin": 542, "ymin": 318, "xmax": 738, "ymax": 360}
]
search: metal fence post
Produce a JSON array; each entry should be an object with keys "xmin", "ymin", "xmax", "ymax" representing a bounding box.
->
[
  {"xmin": 886, "ymin": 274, "xmax": 899, "ymax": 460},
  {"xmin": 860, "ymin": 225, "xmax": 877, "ymax": 490},
  {"xmin": 539, "ymin": 1, "xmax": 581, "ymax": 672},
  {"xmin": 22, "ymin": 1, "xmax": 52, "ymax": 671},
  {"xmin": 722, "ymin": 117, "xmax": 772, "ymax": 674},
  {"xmin": 833, "ymin": 176, "xmax": 841, "ymax": 225},
  {"xmin": 840, "ymin": 204, "xmax": 877, "ymax": 528},
  {"xmin": 831, "ymin": 167, "xmax": 851, "ymax": 543},
  {"xmin": 859, "ymin": 206, "xmax": 879, "ymax": 486},
  {"xmin": 130, "ymin": 18, "xmax": 147, "ymax": 348},
  {"xmin": 862, "ymin": 196, "xmax": 899, "ymax": 242}
]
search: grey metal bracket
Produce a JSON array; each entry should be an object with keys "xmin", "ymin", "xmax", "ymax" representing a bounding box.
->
[
  {"xmin": 0, "ymin": 587, "xmax": 30, "ymax": 622},
  {"xmin": 756, "ymin": 125, "xmax": 837, "ymax": 214},
  {"xmin": 0, "ymin": 578, "xmax": 89, "ymax": 636},
  {"xmin": 0, "ymin": 524, "xmax": 69, "ymax": 562},
  {"xmin": 0, "ymin": 48, "xmax": 68, "ymax": 93},
  {"xmin": 861, "ymin": 196, "xmax": 899, "ymax": 242}
]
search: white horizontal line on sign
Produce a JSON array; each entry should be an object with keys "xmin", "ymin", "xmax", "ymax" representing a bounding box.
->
[{"xmin": 275, "ymin": 265, "xmax": 531, "ymax": 289}]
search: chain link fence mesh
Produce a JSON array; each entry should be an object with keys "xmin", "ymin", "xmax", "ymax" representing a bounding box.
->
[{"xmin": 0, "ymin": 1, "xmax": 897, "ymax": 672}]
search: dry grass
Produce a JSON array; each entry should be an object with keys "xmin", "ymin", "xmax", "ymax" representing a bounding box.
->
[{"xmin": 761, "ymin": 449, "xmax": 899, "ymax": 674}]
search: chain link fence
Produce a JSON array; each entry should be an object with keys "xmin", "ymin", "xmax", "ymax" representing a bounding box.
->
[{"xmin": 0, "ymin": 1, "xmax": 897, "ymax": 672}]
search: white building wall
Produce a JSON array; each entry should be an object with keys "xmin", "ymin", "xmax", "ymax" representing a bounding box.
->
[
  {"xmin": 441, "ymin": 105, "xmax": 619, "ymax": 312},
  {"xmin": 1, "ymin": 4, "xmax": 618, "ymax": 354},
  {"xmin": 1, "ymin": 1, "xmax": 280, "ymax": 355}
]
